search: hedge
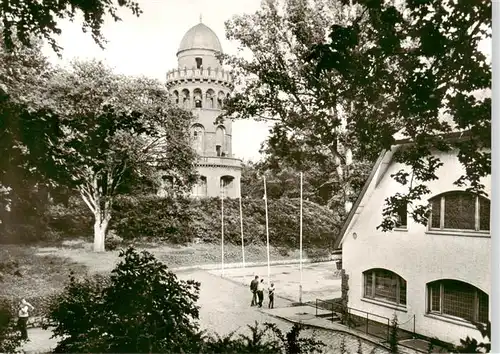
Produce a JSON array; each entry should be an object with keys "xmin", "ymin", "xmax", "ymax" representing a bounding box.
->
[
  {"xmin": 112, "ymin": 196, "xmax": 341, "ymax": 249},
  {"xmin": 17, "ymin": 195, "xmax": 341, "ymax": 249}
]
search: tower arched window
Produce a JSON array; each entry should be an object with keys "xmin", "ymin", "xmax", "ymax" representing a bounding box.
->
[
  {"xmin": 191, "ymin": 124, "xmax": 205, "ymax": 154},
  {"xmin": 220, "ymin": 175, "xmax": 235, "ymax": 197},
  {"xmin": 197, "ymin": 176, "xmax": 207, "ymax": 197},
  {"xmin": 193, "ymin": 88, "xmax": 202, "ymax": 108},
  {"xmin": 172, "ymin": 90, "xmax": 179, "ymax": 105},
  {"xmin": 215, "ymin": 125, "xmax": 225, "ymax": 157},
  {"xmin": 206, "ymin": 89, "xmax": 215, "ymax": 109},
  {"xmin": 181, "ymin": 89, "xmax": 190, "ymax": 109},
  {"xmin": 217, "ymin": 91, "xmax": 225, "ymax": 109}
]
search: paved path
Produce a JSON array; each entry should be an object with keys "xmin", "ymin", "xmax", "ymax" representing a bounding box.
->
[
  {"xmin": 178, "ymin": 270, "xmax": 386, "ymax": 353},
  {"xmin": 208, "ymin": 261, "xmax": 342, "ymax": 303},
  {"xmin": 22, "ymin": 269, "xmax": 387, "ymax": 354}
]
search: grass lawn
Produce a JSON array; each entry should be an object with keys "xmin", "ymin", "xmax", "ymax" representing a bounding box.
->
[
  {"xmin": 0, "ymin": 244, "xmax": 87, "ymax": 300},
  {"xmin": 1, "ymin": 238, "xmax": 327, "ymax": 312}
]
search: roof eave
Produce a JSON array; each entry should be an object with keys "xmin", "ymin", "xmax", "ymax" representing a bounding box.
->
[{"xmin": 333, "ymin": 150, "xmax": 386, "ymax": 250}]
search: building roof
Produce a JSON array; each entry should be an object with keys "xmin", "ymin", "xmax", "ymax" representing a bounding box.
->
[
  {"xmin": 178, "ymin": 23, "xmax": 223, "ymax": 55},
  {"xmin": 333, "ymin": 130, "xmax": 472, "ymax": 251}
]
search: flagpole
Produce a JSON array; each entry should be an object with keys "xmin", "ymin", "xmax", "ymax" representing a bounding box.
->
[
  {"xmin": 299, "ymin": 172, "xmax": 303, "ymax": 304},
  {"xmin": 221, "ymin": 188, "xmax": 225, "ymax": 277},
  {"xmin": 263, "ymin": 175, "xmax": 271, "ymax": 286},
  {"xmin": 239, "ymin": 181, "xmax": 246, "ymax": 271}
]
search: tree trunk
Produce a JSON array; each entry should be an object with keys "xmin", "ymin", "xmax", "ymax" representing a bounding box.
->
[{"xmin": 93, "ymin": 214, "xmax": 109, "ymax": 252}]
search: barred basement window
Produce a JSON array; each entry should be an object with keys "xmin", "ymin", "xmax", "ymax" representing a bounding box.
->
[
  {"xmin": 429, "ymin": 191, "xmax": 490, "ymax": 231},
  {"xmin": 363, "ymin": 269, "xmax": 406, "ymax": 306},
  {"xmin": 427, "ymin": 280, "xmax": 489, "ymax": 324}
]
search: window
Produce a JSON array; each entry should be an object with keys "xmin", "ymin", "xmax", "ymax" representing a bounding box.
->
[
  {"xmin": 429, "ymin": 191, "xmax": 490, "ymax": 231},
  {"xmin": 220, "ymin": 176, "xmax": 234, "ymax": 197},
  {"xmin": 191, "ymin": 124, "xmax": 204, "ymax": 154},
  {"xmin": 198, "ymin": 176, "xmax": 207, "ymax": 197},
  {"xmin": 193, "ymin": 89, "xmax": 202, "ymax": 108},
  {"xmin": 395, "ymin": 203, "xmax": 407, "ymax": 229},
  {"xmin": 215, "ymin": 126, "xmax": 225, "ymax": 156},
  {"xmin": 427, "ymin": 280, "xmax": 489, "ymax": 324},
  {"xmin": 195, "ymin": 57, "xmax": 202, "ymax": 69},
  {"xmin": 363, "ymin": 269, "xmax": 406, "ymax": 306}
]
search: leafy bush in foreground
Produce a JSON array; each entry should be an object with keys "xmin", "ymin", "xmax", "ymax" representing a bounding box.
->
[{"xmin": 0, "ymin": 298, "xmax": 23, "ymax": 353}]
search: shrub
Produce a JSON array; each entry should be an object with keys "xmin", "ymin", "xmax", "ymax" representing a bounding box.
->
[
  {"xmin": 110, "ymin": 196, "xmax": 340, "ymax": 249},
  {"xmin": 44, "ymin": 197, "xmax": 93, "ymax": 239},
  {"xmin": 34, "ymin": 194, "xmax": 340, "ymax": 249},
  {"xmin": 455, "ymin": 321, "xmax": 491, "ymax": 353},
  {"xmin": 110, "ymin": 195, "xmax": 193, "ymax": 243},
  {"xmin": 201, "ymin": 321, "xmax": 326, "ymax": 354},
  {"xmin": 47, "ymin": 247, "xmax": 202, "ymax": 353}
]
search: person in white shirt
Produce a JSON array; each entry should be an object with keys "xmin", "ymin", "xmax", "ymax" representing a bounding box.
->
[
  {"xmin": 257, "ymin": 279, "xmax": 265, "ymax": 308},
  {"xmin": 18, "ymin": 298, "xmax": 34, "ymax": 340},
  {"xmin": 268, "ymin": 283, "xmax": 275, "ymax": 309}
]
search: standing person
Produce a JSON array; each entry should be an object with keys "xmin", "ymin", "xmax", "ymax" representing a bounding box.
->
[
  {"xmin": 268, "ymin": 283, "xmax": 275, "ymax": 309},
  {"xmin": 257, "ymin": 279, "xmax": 265, "ymax": 308},
  {"xmin": 18, "ymin": 299, "xmax": 34, "ymax": 340},
  {"xmin": 250, "ymin": 275, "xmax": 259, "ymax": 306}
]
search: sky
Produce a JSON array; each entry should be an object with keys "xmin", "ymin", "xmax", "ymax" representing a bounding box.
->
[{"xmin": 42, "ymin": 0, "xmax": 271, "ymax": 163}]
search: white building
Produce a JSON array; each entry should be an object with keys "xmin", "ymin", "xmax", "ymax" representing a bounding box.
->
[{"xmin": 335, "ymin": 133, "xmax": 490, "ymax": 345}]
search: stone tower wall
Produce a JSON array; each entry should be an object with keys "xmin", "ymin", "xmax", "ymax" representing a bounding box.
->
[{"xmin": 165, "ymin": 28, "xmax": 242, "ymax": 198}]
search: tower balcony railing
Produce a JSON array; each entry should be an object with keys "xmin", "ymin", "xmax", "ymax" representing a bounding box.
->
[
  {"xmin": 166, "ymin": 67, "xmax": 233, "ymax": 86},
  {"xmin": 197, "ymin": 156, "xmax": 242, "ymax": 168}
]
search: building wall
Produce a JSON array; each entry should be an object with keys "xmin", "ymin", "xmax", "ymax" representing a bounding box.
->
[
  {"xmin": 177, "ymin": 48, "xmax": 221, "ymax": 69},
  {"xmin": 192, "ymin": 164, "xmax": 241, "ymax": 199},
  {"xmin": 341, "ymin": 148, "xmax": 491, "ymax": 345}
]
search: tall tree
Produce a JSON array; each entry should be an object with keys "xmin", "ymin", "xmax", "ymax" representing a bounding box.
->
[
  {"xmin": 1, "ymin": 0, "xmax": 141, "ymax": 53},
  {"xmin": 222, "ymin": 0, "xmax": 372, "ymax": 217},
  {"xmin": 0, "ymin": 39, "xmax": 62, "ymax": 238},
  {"xmin": 37, "ymin": 60, "xmax": 197, "ymax": 251},
  {"xmin": 222, "ymin": 0, "xmax": 491, "ymax": 230}
]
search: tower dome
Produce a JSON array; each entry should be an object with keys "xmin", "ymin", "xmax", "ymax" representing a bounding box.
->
[{"xmin": 177, "ymin": 23, "xmax": 223, "ymax": 55}]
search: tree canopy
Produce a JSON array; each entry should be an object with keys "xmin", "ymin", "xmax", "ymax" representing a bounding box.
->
[
  {"xmin": 0, "ymin": 39, "xmax": 198, "ymax": 250},
  {"xmin": 38, "ymin": 60, "xmax": 198, "ymax": 251},
  {"xmin": 222, "ymin": 0, "xmax": 491, "ymax": 230},
  {"xmin": 1, "ymin": 0, "xmax": 141, "ymax": 53}
]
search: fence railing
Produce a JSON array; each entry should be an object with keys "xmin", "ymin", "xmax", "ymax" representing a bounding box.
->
[
  {"xmin": 345, "ymin": 306, "xmax": 392, "ymax": 341},
  {"xmin": 314, "ymin": 299, "xmax": 417, "ymax": 342},
  {"xmin": 315, "ymin": 298, "xmax": 342, "ymax": 322}
]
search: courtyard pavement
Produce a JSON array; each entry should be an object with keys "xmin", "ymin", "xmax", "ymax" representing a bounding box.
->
[
  {"xmin": 207, "ymin": 261, "xmax": 342, "ymax": 303},
  {"xmin": 21, "ymin": 267, "xmax": 392, "ymax": 354}
]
